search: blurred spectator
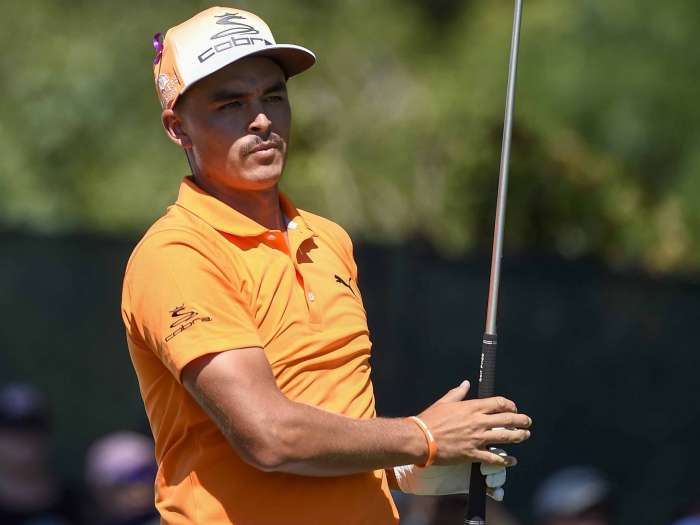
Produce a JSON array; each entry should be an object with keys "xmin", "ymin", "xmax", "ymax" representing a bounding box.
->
[
  {"xmin": 671, "ymin": 494, "xmax": 700, "ymax": 525},
  {"xmin": 392, "ymin": 491, "xmax": 437, "ymax": 525},
  {"xmin": 0, "ymin": 383, "xmax": 77, "ymax": 525},
  {"xmin": 430, "ymin": 494, "xmax": 522, "ymax": 525},
  {"xmin": 393, "ymin": 492, "xmax": 522, "ymax": 525},
  {"xmin": 84, "ymin": 431, "xmax": 158, "ymax": 525},
  {"xmin": 533, "ymin": 466, "xmax": 612, "ymax": 525}
]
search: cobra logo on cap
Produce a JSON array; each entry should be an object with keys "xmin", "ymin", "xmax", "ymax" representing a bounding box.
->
[{"xmin": 197, "ymin": 12, "xmax": 274, "ymax": 64}]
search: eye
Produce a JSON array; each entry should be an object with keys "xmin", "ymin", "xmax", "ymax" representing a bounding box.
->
[
  {"xmin": 265, "ymin": 94, "xmax": 286, "ymax": 103},
  {"xmin": 220, "ymin": 100, "xmax": 243, "ymax": 110}
]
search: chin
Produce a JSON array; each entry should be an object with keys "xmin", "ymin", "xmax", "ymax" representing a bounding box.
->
[
  {"xmin": 234, "ymin": 170, "xmax": 283, "ymax": 192},
  {"xmin": 218, "ymin": 153, "xmax": 285, "ymax": 191},
  {"xmin": 242, "ymin": 162, "xmax": 285, "ymax": 188}
]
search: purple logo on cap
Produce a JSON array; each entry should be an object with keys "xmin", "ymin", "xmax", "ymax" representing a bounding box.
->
[{"xmin": 153, "ymin": 32, "xmax": 164, "ymax": 65}]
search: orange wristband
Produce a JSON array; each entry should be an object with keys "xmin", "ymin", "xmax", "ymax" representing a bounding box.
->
[{"xmin": 408, "ymin": 416, "xmax": 437, "ymax": 468}]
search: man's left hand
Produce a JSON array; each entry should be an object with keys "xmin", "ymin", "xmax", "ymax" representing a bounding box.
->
[{"xmin": 393, "ymin": 448, "xmax": 515, "ymax": 501}]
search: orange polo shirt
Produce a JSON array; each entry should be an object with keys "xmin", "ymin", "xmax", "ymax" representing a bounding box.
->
[{"xmin": 121, "ymin": 177, "xmax": 398, "ymax": 525}]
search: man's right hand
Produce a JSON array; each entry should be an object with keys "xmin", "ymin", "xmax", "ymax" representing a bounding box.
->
[{"xmin": 416, "ymin": 380, "xmax": 532, "ymax": 466}]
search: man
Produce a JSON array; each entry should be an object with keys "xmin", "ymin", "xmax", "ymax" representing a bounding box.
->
[
  {"xmin": 0, "ymin": 383, "xmax": 77, "ymax": 525},
  {"xmin": 533, "ymin": 466, "xmax": 612, "ymax": 525},
  {"xmin": 84, "ymin": 432, "xmax": 159, "ymax": 525},
  {"xmin": 121, "ymin": 6, "xmax": 532, "ymax": 524}
]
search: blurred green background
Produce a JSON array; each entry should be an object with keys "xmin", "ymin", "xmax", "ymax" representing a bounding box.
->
[
  {"xmin": 2, "ymin": 1, "xmax": 700, "ymax": 524},
  {"xmin": 3, "ymin": 0, "xmax": 700, "ymax": 272}
]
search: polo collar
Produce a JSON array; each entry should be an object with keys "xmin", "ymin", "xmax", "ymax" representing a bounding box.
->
[{"xmin": 175, "ymin": 177, "xmax": 314, "ymax": 237}]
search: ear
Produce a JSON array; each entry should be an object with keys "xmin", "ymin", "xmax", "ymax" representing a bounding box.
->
[{"xmin": 162, "ymin": 109, "xmax": 193, "ymax": 149}]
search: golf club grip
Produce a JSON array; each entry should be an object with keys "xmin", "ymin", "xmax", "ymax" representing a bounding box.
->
[
  {"xmin": 477, "ymin": 333, "xmax": 497, "ymax": 399},
  {"xmin": 464, "ymin": 334, "xmax": 498, "ymax": 525}
]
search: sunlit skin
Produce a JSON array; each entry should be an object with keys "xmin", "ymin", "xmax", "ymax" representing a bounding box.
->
[{"xmin": 162, "ymin": 56, "xmax": 291, "ymax": 231}]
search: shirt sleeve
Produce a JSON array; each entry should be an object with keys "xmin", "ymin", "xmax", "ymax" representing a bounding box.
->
[
  {"xmin": 335, "ymin": 224, "xmax": 360, "ymax": 287},
  {"xmin": 122, "ymin": 229, "xmax": 263, "ymax": 382},
  {"xmin": 342, "ymin": 229, "xmax": 359, "ymax": 284}
]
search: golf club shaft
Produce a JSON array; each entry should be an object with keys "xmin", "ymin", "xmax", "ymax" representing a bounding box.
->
[
  {"xmin": 464, "ymin": 1, "xmax": 523, "ymax": 523},
  {"xmin": 486, "ymin": 0, "xmax": 523, "ymax": 338}
]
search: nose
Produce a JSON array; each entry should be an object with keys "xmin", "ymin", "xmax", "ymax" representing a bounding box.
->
[{"xmin": 248, "ymin": 110, "xmax": 272, "ymax": 137}]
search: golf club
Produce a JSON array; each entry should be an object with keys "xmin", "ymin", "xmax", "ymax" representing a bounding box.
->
[{"xmin": 464, "ymin": 1, "xmax": 524, "ymax": 523}]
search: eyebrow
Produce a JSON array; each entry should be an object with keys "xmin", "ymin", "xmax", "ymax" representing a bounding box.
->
[{"xmin": 209, "ymin": 81, "xmax": 287, "ymax": 103}]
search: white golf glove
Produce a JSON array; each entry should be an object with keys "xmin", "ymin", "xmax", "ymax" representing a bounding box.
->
[{"xmin": 393, "ymin": 448, "xmax": 513, "ymax": 502}]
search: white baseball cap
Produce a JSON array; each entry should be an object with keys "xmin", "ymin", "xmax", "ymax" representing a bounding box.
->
[{"xmin": 152, "ymin": 6, "xmax": 316, "ymax": 109}]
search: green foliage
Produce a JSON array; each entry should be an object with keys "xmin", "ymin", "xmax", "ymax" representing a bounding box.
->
[{"xmin": 2, "ymin": 0, "xmax": 699, "ymax": 272}]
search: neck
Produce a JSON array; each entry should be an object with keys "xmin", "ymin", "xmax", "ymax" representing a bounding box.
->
[{"xmin": 194, "ymin": 176, "xmax": 286, "ymax": 231}]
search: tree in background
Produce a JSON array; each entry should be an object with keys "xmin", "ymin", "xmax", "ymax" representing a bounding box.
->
[{"xmin": 1, "ymin": 0, "xmax": 699, "ymax": 272}]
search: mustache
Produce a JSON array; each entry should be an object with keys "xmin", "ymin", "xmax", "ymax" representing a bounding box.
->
[{"xmin": 241, "ymin": 134, "xmax": 285, "ymax": 156}]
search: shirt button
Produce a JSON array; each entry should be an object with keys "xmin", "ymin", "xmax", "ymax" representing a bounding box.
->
[
  {"xmin": 307, "ymin": 291, "xmax": 316, "ymax": 302},
  {"xmin": 267, "ymin": 233, "xmax": 276, "ymax": 241},
  {"xmin": 287, "ymin": 221, "xmax": 297, "ymax": 230}
]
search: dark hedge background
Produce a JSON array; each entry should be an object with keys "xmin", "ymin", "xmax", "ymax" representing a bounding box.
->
[{"xmin": 2, "ymin": 232, "xmax": 698, "ymax": 524}]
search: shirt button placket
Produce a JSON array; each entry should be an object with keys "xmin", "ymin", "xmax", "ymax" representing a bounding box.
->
[
  {"xmin": 305, "ymin": 286, "xmax": 321, "ymax": 325},
  {"xmin": 288, "ymin": 225, "xmax": 321, "ymax": 326}
]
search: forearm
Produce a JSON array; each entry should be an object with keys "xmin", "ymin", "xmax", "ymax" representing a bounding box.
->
[
  {"xmin": 183, "ymin": 349, "xmax": 425, "ymax": 477},
  {"xmin": 266, "ymin": 400, "xmax": 427, "ymax": 476},
  {"xmin": 184, "ymin": 349, "xmax": 531, "ymax": 478}
]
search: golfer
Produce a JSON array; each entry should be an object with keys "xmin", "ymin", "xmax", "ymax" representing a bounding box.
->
[{"xmin": 121, "ymin": 6, "xmax": 532, "ymax": 524}]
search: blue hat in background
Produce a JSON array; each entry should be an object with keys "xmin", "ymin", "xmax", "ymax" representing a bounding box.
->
[
  {"xmin": 0, "ymin": 383, "xmax": 50, "ymax": 430},
  {"xmin": 85, "ymin": 432, "xmax": 156, "ymax": 487},
  {"xmin": 534, "ymin": 466, "xmax": 611, "ymax": 520},
  {"xmin": 671, "ymin": 518, "xmax": 700, "ymax": 525}
]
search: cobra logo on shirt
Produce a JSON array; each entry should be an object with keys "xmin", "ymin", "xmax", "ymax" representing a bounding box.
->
[{"xmin": 165, "ymin": 304, "xmax": 212, "ymax": 342}]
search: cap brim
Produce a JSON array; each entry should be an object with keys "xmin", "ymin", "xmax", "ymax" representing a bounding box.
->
[
  {"xmin": 246, "ymin": 44, "xmax": 316, "ymax": 79},
  {"xmin": 177, "ymin": 44, "xmax": 315, "ymax": 104}
]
